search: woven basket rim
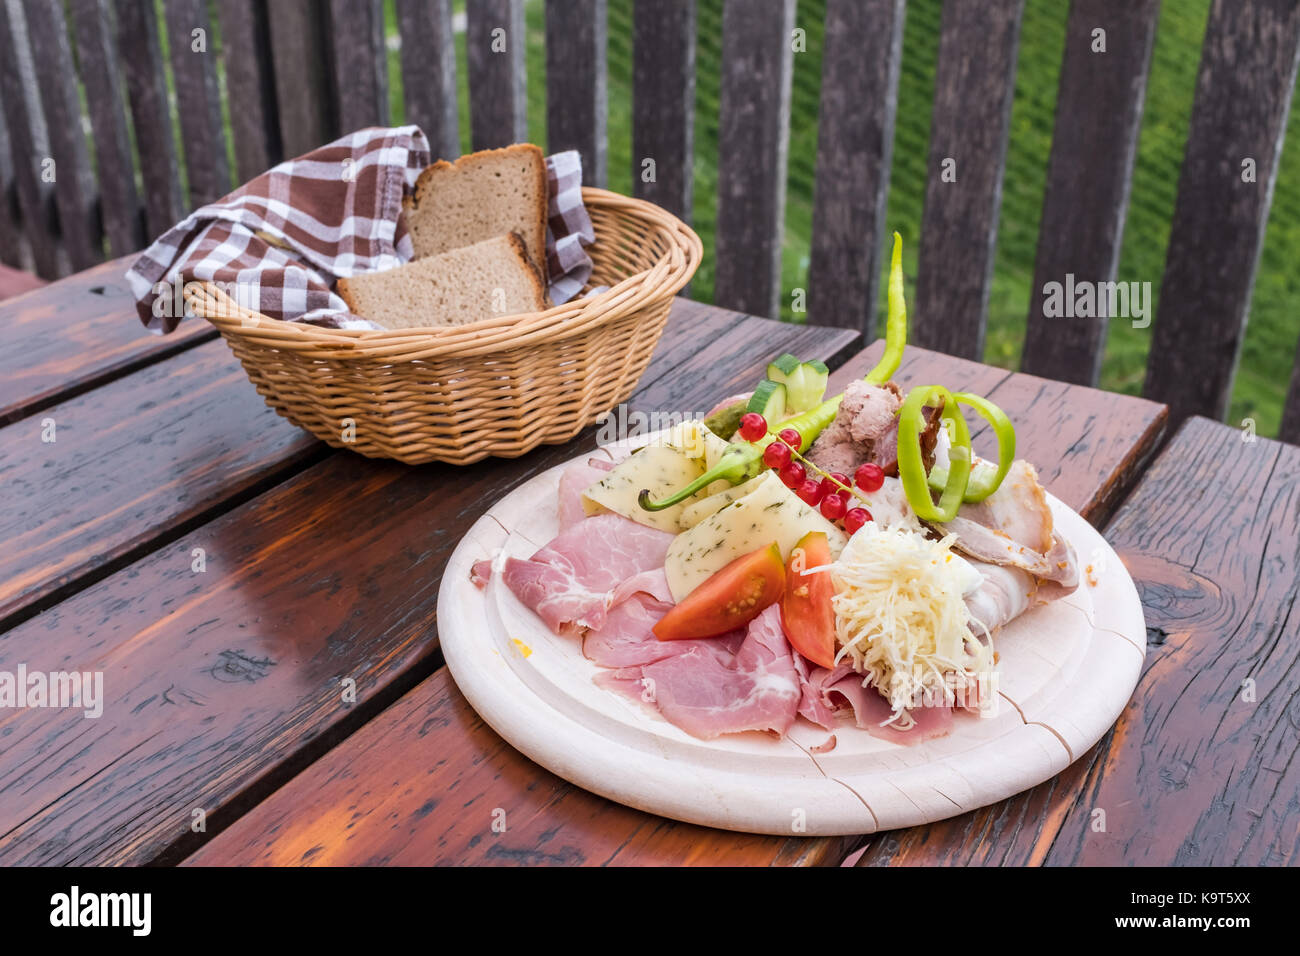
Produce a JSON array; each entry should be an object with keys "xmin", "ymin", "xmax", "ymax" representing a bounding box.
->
[{"xmin": 184, "ymin": 187, "xmax": 702, "ymax": 358}]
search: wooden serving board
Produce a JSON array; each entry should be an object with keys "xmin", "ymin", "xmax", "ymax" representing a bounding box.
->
[{"xmin": 437, "ymin": 434, "xmax": 1148, "ymax": 836}]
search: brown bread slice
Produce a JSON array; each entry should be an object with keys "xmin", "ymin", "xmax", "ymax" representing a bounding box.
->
[
  {"xmin": 335, "ymin": 233, "xmax": 549, "ymax": 330},
  {"xmin": 403, "ymin": 144, "xmax": 549, "ymax": 271}
]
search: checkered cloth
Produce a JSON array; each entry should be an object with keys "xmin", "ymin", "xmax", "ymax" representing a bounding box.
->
[{"xmin": 126, "ymin": 126, "xmax": 597, "ymax": 332}]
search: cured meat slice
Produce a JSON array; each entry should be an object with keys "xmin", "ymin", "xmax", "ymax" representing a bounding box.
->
[
  {"xmin": 500, "ymin": 513, "xmax": 676, "ymax": 634},
  {"xmin": 634, "ymin": 605, "xmax": 801, "ymax": 739},
  {"xmin": 557, "ymin": 458, "xmax": 616, "ymax": 530}
]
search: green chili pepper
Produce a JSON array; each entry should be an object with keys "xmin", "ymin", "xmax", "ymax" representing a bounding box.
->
[
  {"xmin": 925, "ymin": 392, "xmax": 1016, "ymax": 503},
  {"xmin": 897, "ymin": 385, "xmax": 972, "ymax": 523},
  {"xmin": 864, "ymin": 232, "xmax": 907, "ymax": 386}
]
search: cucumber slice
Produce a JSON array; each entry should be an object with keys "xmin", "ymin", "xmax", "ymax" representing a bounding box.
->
[
  {"xmin": 783, "ymin": 360, "xmax": 830, "ymax": 414},
  {"xmin": 766, "ymin": 353, "xmax": 801, "ymax": 383},
  {"xmin": 746, "ymin": 379, "xmax": 787, "ymax": 424}
]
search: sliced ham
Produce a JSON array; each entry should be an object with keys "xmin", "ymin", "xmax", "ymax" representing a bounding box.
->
[
  {"xmin": 500, "ymin": 513, "xmax": 675, "ymax": 635},
  {"xmin": 788, "ymin": 658, "xmax": 955, "ymax": 744},
  {"xmin": 470, "ymin": 559, "xmax": 493, "ymax": 589},
  {"xmin": 634, "ymin": 605, "xmax": 801, "ymax": 739},
  {"xmin": 557, "ymin": 458, "xmax": 616, "ymax": 530},
  {"xmin": 581, "ymin": 592, "xmax": 746, "ymax": 669}
]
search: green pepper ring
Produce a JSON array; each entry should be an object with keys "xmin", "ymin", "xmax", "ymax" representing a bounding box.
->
[{"xmin": 897, "ymin": 385, "xmax": 972, "ymax": 523}]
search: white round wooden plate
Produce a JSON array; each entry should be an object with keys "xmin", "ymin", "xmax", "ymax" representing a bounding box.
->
[{"xmin": 437, "ymin": 435, "xmax": 1147, "ymax": 837}]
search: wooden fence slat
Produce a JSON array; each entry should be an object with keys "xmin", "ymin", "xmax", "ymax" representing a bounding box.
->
[
  {"xmin": 115, "ymin": 0, "xmax": 185, "ymax": 241},
  {"xmin": 466, "ymin": 0, "xmax": 527, "ymax": 150},
  {"xmin": 807, "ymin": 0, "xmax": 904, "ymax": 334},
  {"xmin": 68, "ymin": 0, "xmax": 145, "ymax": 258},
  {"xmin": 163, "ymin": 0, "xmax": 232, "ymax": 208},
  {"xmin": 328, "ymin": 0, "xmax": 389, "ymax": 133},
  {"xmin": 267, "ymin": 0, "xmax": 335, "ymax": 157},
  {"xmin": 545, "ymin": 0, "xmax": 608, "ymax": 186},
  {"xmin": 1282, "ymin": 339, "xmax": 1300, "ymax": 445},
  {"xmin": 394, "ymin": 0, "xmax": 458, "ymax": 159},
  {"xmin": 215, "ymin": 0, "xmax": 281, "ymax": 181},
  {"xmin": 1144, "ymin": 0, "xmax": 1300, "ymax": 428},
  {"xmin": 1020, "ymin": 0, "xmax": 1160, "ymax": 386},
  {"xmin": 713, "ymin": 0, "xmax": 795, "ymax": 319},
  {"xmin": 0, "ymin": 75, "xmax": 23, "ymax": 268},
  {"xmin": 21, "ymin": 0, "xmax": 101, "ymax": 271},
  {"xmin": 631, "ymin": 0, "xmax": 695, "ymax": 222},
  {"xmin": 912, "ymin": 0, "xmax": 1025, "ymax": 358},
  {"xmin": 0, "ymin": 0, "xmax": 62, "ymax": 277}
]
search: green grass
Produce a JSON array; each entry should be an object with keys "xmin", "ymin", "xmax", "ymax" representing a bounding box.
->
[{"xmin": 386, "ymin": 0, "xmax": 1300, "ymax": 436}]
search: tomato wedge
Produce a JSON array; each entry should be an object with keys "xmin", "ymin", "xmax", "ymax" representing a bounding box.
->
[
  {"xmin": 653, "ymin": 543, "xmax": 785, "ymax": 641},
  {"xmin": 780, "ymin": 531, "xmax": 837, "ymax": 668}
]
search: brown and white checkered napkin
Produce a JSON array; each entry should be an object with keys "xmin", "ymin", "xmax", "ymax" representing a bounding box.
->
[{"xmin": 126, "ymin": 126, "xmax": 597, "ymax": 333}]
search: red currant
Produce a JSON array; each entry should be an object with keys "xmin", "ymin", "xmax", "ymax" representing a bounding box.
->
[
  {"xmin": 819, "ymin": 472, "xmax": 850, "ymax": 498},
  {"xmin": 778, "ymin": 427, "xmax": 802, "ymax": 450},
  {"xmin": 796, "ymin": 478, "xmax": 824, "ymax": 506},
  {"xmin": 762, "ymin": 441, "xmax": 791, "ymax": 469},
  {"xmin": 738, "ymin": 412, "xmax": 768, "ymax": 442},
  {"xmin": 844, "ymin": 507, "xmax": 873, "ymax": 535},
  {"xmin": 820, "ymin": 493, "xmax": 847, "ymax": 521},
  {"xmin": 778, "ymin": 460, "xmax": 806, "ymax": 489},
  {"xmin": 854, "ymin": 462, "xmax": 885, "ymax": 493}
]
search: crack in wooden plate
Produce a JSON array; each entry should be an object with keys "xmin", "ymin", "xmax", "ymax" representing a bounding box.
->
[{"xmin": 437, "ymin": 437, "xmax": 1147, "ymax": 836}]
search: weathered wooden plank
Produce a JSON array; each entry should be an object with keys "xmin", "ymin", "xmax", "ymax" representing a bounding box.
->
[
  {"xmin": 1144, "ymin": 0, "xmax": 1300, "ymax": 428},
  {"xmin": 327, "ymin": 0, "xmax": 389, "ymax": 132},
  {"xmin": 164, "ymin": 0, "xmax": 232, "ymax": 207},
  {"xmin": 545, "ymin": 0, "xmax": 607, "ymax": 185},
  {"xmin": 807, "ymin": 0, "xmax": 904, "ymax": 334},
  {"xmin": 1044, "ymin": 418, "xmax": 1300, "ymax": 865},
  {"xmin": 1020, "ymin": 0, "xmax": 1160, "ymax": 386},
  {"xmin": 21, "ymin": 0, "xmax": 102, "ymax": 270},
  {"xmin": 0, "ymin": 0, "xmax": 62, "ymax": 276},
  {"xmin": 0, "ymin": 301, "xmax": 856, "ymax": 867},
  {"xmin": 631, "ymin": 0, "xmax": 695, "ymax": 222},
  {"xmin": 466, "ymin": 0, "xmax": 527, "ymax": 149},
  {"xmin": 0, "ymin": 256, "xmax": 214, "ymax": 426},
  {"xmin": 713, "ymin": 0, "xmax": 795, "ymax": 320},
  {"xmin": 0, "ymin": 339, "xmax": 324, "ymax": 630},
  {"xmin": 913, "ymin": 0, "xmax": 1024, "ymax": 358},
  {"xmin": 115, "ymin": 0, "xmax": 186, "ymax": 241},
  {"xmin": 1282, "ymin": 340, "xmax": 1300, "ymax": 445},
  {"xmin": 266, "ymin": 0, "xmax": 335, "ymax": 156},
  {"xmin": 215, "ymin": 0, "xmax": 281, "ymax": 181},
  {"xmin": 394, "ymin": 0, "xmax": 458, "ymax": 159},
  {"xmin": 180, "ymin": 308, "xmax": 862, "ymax": 868},
  {"xmin": 68, "ymin": 0, "xmax": 146, "ymax": 258}
]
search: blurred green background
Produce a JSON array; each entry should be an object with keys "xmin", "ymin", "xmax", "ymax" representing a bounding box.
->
[{"xmin": 377, "ymin": 0, "xmax": 1299, "ymax": 436}]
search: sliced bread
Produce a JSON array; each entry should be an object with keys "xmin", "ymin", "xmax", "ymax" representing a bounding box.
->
[
  {"xmin": 403, "ymin": 143, "xmax": 549, "ymax": 271},
  {"xmin": 336, "ymin": 233, "xmax": 549, "ymax": 330}
]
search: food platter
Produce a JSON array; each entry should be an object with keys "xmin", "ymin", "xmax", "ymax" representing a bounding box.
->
[{"xmin": 437, "ymin": 433, "xmax": 1146, "ymax": 837}]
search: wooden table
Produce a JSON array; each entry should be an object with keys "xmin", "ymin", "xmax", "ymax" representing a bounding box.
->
[{"xmin": 3, "ymin": 263, "xmax": 1290, "ymax": 867}]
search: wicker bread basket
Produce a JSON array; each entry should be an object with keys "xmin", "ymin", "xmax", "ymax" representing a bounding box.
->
[{"xmin": 184, "ymin": 188, "xmax": 702, "ymax": 465}]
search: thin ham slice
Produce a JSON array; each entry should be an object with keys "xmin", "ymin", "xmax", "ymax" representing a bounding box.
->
[
  {"xmin": 632, "ymin": 605, "xmax": 802, "ymax": 739},
  {"xmin": 557, "ymin": 458, "xmax": 616, "ymax": 530},
  {"xmin": 788, "ymin": 658, "xmax": 955, "ymax": 744},
  {"xmin": 501, "ymin": 513, "xmax": 675, "ymax": 635}
]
